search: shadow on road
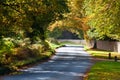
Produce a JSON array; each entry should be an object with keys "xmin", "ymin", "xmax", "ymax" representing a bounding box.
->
[{"xmin": 2, "ymin": 45, "xmax": 93, "ymax": 80}]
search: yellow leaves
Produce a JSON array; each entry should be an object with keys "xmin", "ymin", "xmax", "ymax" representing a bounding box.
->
[
  {"xmin": 74, "ymin": 15, "xmax": 92, "ymax": 24},
  {"xmin": 2, "ymin": 16, "xmax": 7, "ymax": 23},
  {"xmin": 81, "ymin": 23, "xmax": 90, "ymax": 31},
  {"xmin": 67, "ymin": 0, "xmax": 83, "ymax": 12},
  {"xmin": 48, "ymin": 21, "xmax": 64, "ymax": 31},
  {"xmin": 48, "ymin": 21, "xmax": 59, "ymax": 31}
]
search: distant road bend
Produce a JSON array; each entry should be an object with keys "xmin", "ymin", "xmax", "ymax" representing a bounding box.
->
[{"xmin": 2, "ymin": 45, "xmax": 93, "ymax": 80}]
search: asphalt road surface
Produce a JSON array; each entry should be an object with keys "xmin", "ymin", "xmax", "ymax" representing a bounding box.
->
[{"xmin": 1, "ymin": 45, "xmax": 93, "ymax": 80}]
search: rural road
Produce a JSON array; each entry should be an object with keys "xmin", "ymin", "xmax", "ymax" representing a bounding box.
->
[{"xmin": 1, "ymin": 45, "xmax": 93, "ymax": 80}]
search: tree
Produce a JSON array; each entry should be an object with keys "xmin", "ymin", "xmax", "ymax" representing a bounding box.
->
[
  {"xmin": 49, "ymin": 0, "xmax": 93, "ymax": 41},
  {"xmin": 55, "ymin": 0, "xmax": 120, "ymax": 41},
  {"xmin": 22, "ymin": 0, "xmax": 68, "ymax": 42},
  {"xmin": 0, "ymin": 0, "xmax": 69, "ymax": 42},
  {"xmin": 84, "ymin": 0, "xmax": 120, "ymax": 41}
]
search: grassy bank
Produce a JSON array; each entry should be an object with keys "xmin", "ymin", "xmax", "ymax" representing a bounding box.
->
[
  {"xmin": 86, "ymin": 48, "xmax": 120, "ymax": 80},
  {"xmin": 0, "ymin": 43, "xmax": 61, "ymax": 75},
  {"xmin": 0, "ymin": 51, "xmax": 52, "ymax": 75},
  {"xmin": 86, "ymin": 48, "xmax": 120, "ymax": 59},
  {"xmin": 86, "ymin": 61, "xmax": 120, "ymax": 80}
]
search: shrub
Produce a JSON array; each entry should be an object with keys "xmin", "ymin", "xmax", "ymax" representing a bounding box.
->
[
  {"xmin": 48, "ymin": 38, "xmax": 60, "ymax": 45},
  {"xmin": 0, "ymin": 38, "xmax": 15, "ymax": 65},
  {"xmin": 12, "ymin": 38, "xmax": 31, "ymax": 47},
  {"xmin": 13, "ymin": 47, "xmax": 35, "ymax": 60}
]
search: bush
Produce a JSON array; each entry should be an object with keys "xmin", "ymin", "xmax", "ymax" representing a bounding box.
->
[
  {"xmin": 0, "ymin": 38, "xmax": 14, "ymax": 53},
  {"xmin": 48, "ymin": 38, "xmax": 60, "ymax": 45},
  {"xmin": 13, "ymin": 47, "xmax": 38, "ymax": 60},
  {"xmin": 0, "ymin": 38, "xmax": 15, "ymax": 65},
  {"xmin": 40, "ymin": 40, "xmax": 51, "ymax": 51},
  {"xmin": 12, "ymin": 38, "xmax": 31, "ymax": 47}
]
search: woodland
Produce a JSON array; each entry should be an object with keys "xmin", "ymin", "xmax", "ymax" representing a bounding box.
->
[{"xmin": 0, "ymin": 0, "xmax": 120, "ymax": 74}]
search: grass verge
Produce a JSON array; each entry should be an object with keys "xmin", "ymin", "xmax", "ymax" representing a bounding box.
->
[
  {"xmin": 86, "ymin": 48, "xmax": 120, "ymax": 59},
  {"xmin": 85, "ymin": 48, "xmax": 120, "ymax": 80},
  {"xmin": 86, "ymin": 61, "xmax": 120, "ymax": 80}
]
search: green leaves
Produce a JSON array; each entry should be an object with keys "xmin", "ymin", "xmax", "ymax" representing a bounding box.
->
[
  {"xmin": 84, "ymin": 0, "xmax": 120, "ymax": 41},
  {"xmin": 0, "ymin": 0, "xmax": 69, "ymax": 41}
]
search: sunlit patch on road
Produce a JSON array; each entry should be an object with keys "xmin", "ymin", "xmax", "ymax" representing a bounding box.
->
[{"xmin": 3, "ymin": 45, "xmax": 93, "ymax": 80}]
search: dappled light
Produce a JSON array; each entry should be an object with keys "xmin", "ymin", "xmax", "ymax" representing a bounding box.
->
[
  {"xmin": 0, "ymin": 0, "xmax": 120, "ymax": 80},
  {"xmin": 2, "ymin": 45, "xmax": 92, "ymax": 80}
]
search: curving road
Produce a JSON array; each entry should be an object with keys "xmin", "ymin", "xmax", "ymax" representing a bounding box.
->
[{"xmin": 1, "ymin": 45, "xmax": 92, "ymax": 80}]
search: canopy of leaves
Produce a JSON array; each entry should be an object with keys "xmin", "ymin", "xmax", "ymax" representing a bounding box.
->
[
  {"xmin": 48, "ymin": 0, "xmax": 90, "ymax": 40},
  {"xmin": 0, "ymin": 0, "xmax": 120, "ymax": 41},
  {"xmin": 0, "ymin": 0, "xmax": 68, "ymax": 41},
  {"xmin": 49, "ymin": 0, "xmax": 120, "ymax": 41},
  {"xmin": 84, "ymin": 0, "xmax": 120, "ymax": 41}
]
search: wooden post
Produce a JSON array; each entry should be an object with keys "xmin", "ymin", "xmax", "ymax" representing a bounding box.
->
[
  {"xmin": 108, "ymin": 53, "xmax": 111, "ymax": 59},
  {"xmin": 114, "ymin": 56, "xmax": 117, "ymax": 62}
]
